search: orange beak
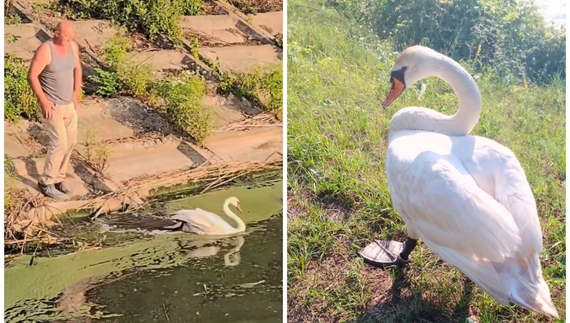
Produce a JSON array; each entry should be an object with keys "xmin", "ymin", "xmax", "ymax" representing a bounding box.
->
[
  {"xmin": 382, "ymin": 78, "xmax": 405, "ymax": 109},
  {"xmin": 236, "ymin": 203, "xmax": 243, "ymax": 213}
]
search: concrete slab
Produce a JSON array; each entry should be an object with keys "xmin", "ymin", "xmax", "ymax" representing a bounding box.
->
[
  {"xmin": 5, "ymin": 23, "xmax": 50, "ymax": 60},
  {"xmin": 130, "ymin": 50, "xmax": 195, "ymax": 79},
  {"xmin": 180, "ymin": 15, "xmax": 247, "ymax": 44},
  {"xmin": 5, "ymin": 134, "xmax": 35, "ymax": 159},
  {"xmin": 202, "ymin": 95, "xmax": 262, "ymax": 129},
  {"xmin": 203, "ymin": 127, "xmax": 282, "ymax": 163},
  {"xmin": 248, "ymin": 12, "xmax": 283, "ymax": 36},
  {"xmin": 104, "ymin": 139, "xmax": 212, "ymax": 182},
  {"xmin": 70, "ymin": 20, "xmax": 119, "ymax": 52},
  {"xmin": 76, "ymin": 99, "xmax": 136, "ymax": 144},
  {"xmin": 76, "ymin": 97, "xmax": 173, "ymax": 144},
  {"xmin": 199, "ymin": 44, "xmax": 282, "ymax": 74},
  {"xmin": 4, "ymin": 120, "xmax": 42, "ymax": 158},
  {"xmin": 12, "ymin": 158, "xmax": 91, "ymax": 198}
]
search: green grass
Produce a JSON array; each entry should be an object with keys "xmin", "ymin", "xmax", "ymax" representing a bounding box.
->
[{"xmin": 286, "ymin": 0, "xmax": 566, "ymax": 322}]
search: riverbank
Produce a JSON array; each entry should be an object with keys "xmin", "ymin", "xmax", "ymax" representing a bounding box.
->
[{"xmin": 4, "ymin": 0, "xmax": 283, "ymax": 246}]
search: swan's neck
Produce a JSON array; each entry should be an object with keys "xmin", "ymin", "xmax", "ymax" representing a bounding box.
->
[
  {"xmin": 223, "ymin": 200, "xmax": 246, "ymax": 232},
  {"xmin": 390, "ymin": 55, "xmax": 482, "ymax": 136}
]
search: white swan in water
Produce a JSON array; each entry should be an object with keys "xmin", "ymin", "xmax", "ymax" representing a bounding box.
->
[
  {"xmin": 165, "ymin": 196, "xmax": 245, "ymax": 235},
  {"xmin": 359, "ymin": 45, "xmax": 558, "ymax": 318}
]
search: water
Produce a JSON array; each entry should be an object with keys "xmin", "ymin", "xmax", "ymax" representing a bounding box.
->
[
  {"xmin": 88, "ymin": 214, "xmax": 283, "ymax": 323},
  {"xmin": 4, "ymin": 180, "xmax": 283, "ymax": 323}
]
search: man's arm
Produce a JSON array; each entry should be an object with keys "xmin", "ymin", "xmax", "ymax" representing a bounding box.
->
[
  {"xmin": 71, "ymin": 41, "xmax": 82, "ymax": 99},
  {"xmin": 28, "ymin": 43, "xmax": 50, "ymax": 105}
]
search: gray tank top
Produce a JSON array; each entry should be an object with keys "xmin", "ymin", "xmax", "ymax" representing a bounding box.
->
[{"xmin": 39, "ymin": 39, "xmax": 75, "ymax": 105}]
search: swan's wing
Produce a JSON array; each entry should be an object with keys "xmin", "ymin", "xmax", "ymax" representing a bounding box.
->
[
  {"xmin": 465, "ymin": 139, "xmax": 543, "ymax": 256},
  {"xmin": 170, "ymin": 209, "xmax": 233, "ymax": 233},
  {"xmin": 387, "ymin": 150, "xmax": 524, "ymax": 263}
]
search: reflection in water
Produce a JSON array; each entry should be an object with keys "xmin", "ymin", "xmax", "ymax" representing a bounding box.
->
[{"xmin": 180, "ymin": 235, "xmax": 246, "ymax": 267}]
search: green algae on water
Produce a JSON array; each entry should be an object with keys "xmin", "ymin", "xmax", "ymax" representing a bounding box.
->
[
  {"xmin": 165, "ymin": 180, "xmax": 283, "ymax": 224},
  {"xmin": 4, "ymin": 181, "xmax": 284, "ymax": 322}
]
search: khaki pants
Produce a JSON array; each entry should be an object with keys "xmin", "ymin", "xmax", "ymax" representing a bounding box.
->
[{"xmin": 39, "ymin": 102, "xmax": 78, "ymax": 185}]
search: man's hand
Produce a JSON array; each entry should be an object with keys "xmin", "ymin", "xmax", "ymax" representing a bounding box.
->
[
  {"xmin": 40, "ymin": 100, "xmax": 55, "ymax": 119},
  {"xmin": 73, "ymin": 91, "xmax": 80, "ymax": 110}
]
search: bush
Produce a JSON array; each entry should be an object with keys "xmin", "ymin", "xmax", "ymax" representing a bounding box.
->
[
  {"xmin": 219, "ymin": 66, "xmax": 283, "ymax": 119},
  {"xmin": 90, "ymin": 35, "xmax": 211, "ymax": 144},
  {"xmin": 326, "ymin": 0, "xmax": 565, "ymax": 85},
  {"xmin": 88, "ymin": 34, "xmax": 154, "ymax": 98},
  {"xmin": 4, "ymin": 54, "xmax": 41, "ymax": 122},
  {"xmin": 153, "ymin": 74, "xmax": 211, "ymax": 144},
  {"xmin": 56, "ymin": 0, "xmax": 204, "ymax": 42}
]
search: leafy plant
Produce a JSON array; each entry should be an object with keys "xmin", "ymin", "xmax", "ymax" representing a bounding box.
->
[
  {"xmin": 87, "ymin": 35, "xmax": 211, "ymax": 144},
  {"xmin": 326, "ymin": 0, "xmax": 565, "ymax": 85},
  {"xmin": 88, "ymin": 68, "xmax": 120, "ymax": 97},
  {"xmin": 55, "ymin": 0, "xmax": 205, "ymax": 43},
  {"xmin": 5, "ymin": 54, "xmax": 41, "ymax": 122},
  {"xmin": 153, "ymin": 73, "xmax": 211, "ymax": 144},
  {"xmin": 189, "ymin": 36, "xmax": 199, "ymax": 59},
  {"xmin": 88, "ymin": 35, "xmax": 154, "ymax": 98},
  {"xmin": 219, "ymin": 66, "xmax": 283, "ymax": 119}
]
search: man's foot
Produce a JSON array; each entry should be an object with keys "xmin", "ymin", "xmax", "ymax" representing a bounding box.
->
[
  {"xmin": 38, "ymin": 182, "xmax": 65, "ymax": 199},
  {"xmin": 54, "ymin": 181, "xmax": 72, "ymax": 194}
]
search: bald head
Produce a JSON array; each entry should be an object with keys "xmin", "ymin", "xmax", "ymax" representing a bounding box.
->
[{"xmin": 53, "ymin": 20, "xmax": 76, "ymax": 46}]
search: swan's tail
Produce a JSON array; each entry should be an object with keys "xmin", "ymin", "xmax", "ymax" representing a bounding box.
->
[
  {"xmin": 509, "ymin": 279, "xmax": 558, "ymax": 318},
  {"xmin": 501, "ymin": 254, "xmax": 559, "ymax": 318}
]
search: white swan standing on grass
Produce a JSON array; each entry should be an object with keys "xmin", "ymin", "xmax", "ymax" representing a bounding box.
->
[
  {"xmin": 165, "ymin": 196, "xmax": 245, "ymax": 235},
  {"xmin": 358, "ymin": 45, "xmax": 559, "ymax": 318}
]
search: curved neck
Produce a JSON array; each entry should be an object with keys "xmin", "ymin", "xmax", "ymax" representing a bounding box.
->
[
  {"xmin": 390, "ymin": 55, "xmax": 482, "ymax": 136},
  {"xmin": 223, "ymin": 200, "xmax": 246, "ymax": 232}
]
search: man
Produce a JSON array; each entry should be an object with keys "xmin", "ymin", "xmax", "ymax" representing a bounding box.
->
[{"xmin": 28, "ymin": 21, "xmax": 82, "ymax": 199}]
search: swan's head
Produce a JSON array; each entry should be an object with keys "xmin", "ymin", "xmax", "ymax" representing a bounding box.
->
[
  {"xmin": 382, "ymin": 45, "xmax": 440, "ymax": 108},
  {"xmin": 226, "ymin": 196, "xmax": 243, "ymax": 213}
]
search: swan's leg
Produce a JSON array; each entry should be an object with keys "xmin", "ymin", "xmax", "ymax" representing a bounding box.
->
[
  {"xmin": 398, "ymin": 237, "xmax": 418, "ymax": 261},
  {"xmin": 358, "ymin": 236, "xmax": 418, "ymax": 269},
  {"xmin": 400, "ymin": 227, "xmax": 419, "ymax": 261}
]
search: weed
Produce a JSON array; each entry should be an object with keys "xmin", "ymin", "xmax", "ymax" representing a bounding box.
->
[
  {"xmin": 5, "ymin": 15, "xmax": 22, "ymax": 25},
  {"xmin": 5, "ymin": 0, "xmax": 23, "ymax": 24},
  {"xmin": 5, "ymin": 33, "xmax": 18, "ymax": 43},
  {"xmin": 87, "ymin": 35, "xmax": 211, "ymax": 144},
  {"xmin": 4, "ymin": 155, "xmax": 19, "ymax": 212},
  {"xmin": 219, "ymin": 65, "xmax": 283, "ymax": 119},
  {"xmin": 228, "ymin": 0, "xmax": 282, "ymax": 14},
  {"xmin": 274, "ymin": 33, "xmax": 283, "ymax": 49},
  {"xmin": 287, "ymin": 0, "xmax": 565, "ymax": 322},
  {"xmin": 54, "ymin": 0, "xmax": 204, "ymax": 43},
  {"xmin": 88, "ymin": 68, "xmax": 121, "ymax": 97},
  {"xmin": 83, "ymin": 130, "xmax": 110, "ymax": 175},
  {"xmin": 88, "ymin": 34, "xmax": 154, "ymax": 98},
  {"xmin": 152, "ymin": 73, "xmax": 211, "ymax": 144},
  {"xmin": 181, "ymin": 0, "xmax": 204, "ymax": 15},
  {"xmin": 5, "ymin": 54, "xmax": 41, "ymax": 122},
  {"xmin": 189, "ymin": 36, "xmax": 200, "ymax": 59}
]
